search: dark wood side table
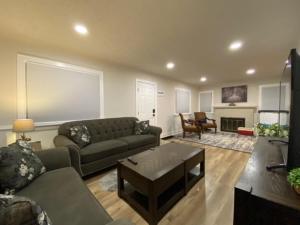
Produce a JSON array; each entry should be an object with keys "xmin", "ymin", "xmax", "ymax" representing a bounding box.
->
[{"xmin": 117, "ymin": 143, "xmax": 205, "ymax": 225}]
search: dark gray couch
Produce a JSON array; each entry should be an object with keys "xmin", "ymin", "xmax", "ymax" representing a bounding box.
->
[
  {"xmin": 17, "ymin": 148, "xmax": 134, "ymax": 225},
  {"xmin": 54, "ymin": 117, "xmax": 162, "ymax": 177}
]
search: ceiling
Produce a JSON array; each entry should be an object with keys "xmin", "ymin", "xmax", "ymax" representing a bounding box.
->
[{"xmin": 0, "ymin": 0, "xmax": 300, "ymax": 85}]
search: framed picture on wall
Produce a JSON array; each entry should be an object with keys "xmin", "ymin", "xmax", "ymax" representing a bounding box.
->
[{"xmin": 222, "ymin": 85, "xmax": 247, "ymax": 103}]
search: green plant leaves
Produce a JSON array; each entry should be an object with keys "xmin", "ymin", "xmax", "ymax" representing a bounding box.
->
[
  {"xmin": 254, "ymin": 123, "xmax": 289, "ymax": 138},
  {"xmin": 288, "ymin": 168, "xmax": 300, "ymax": 188}
]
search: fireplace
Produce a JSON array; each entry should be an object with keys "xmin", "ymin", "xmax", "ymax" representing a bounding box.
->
[{"xmin": 221, "ymin": 117, "xmax": 245, "ymax": 132}]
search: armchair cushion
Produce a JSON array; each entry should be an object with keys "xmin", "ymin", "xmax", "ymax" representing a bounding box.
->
[
  {"xmin": 80, "ymin": 140, "xmax": 128, "ymax": 164},
  {"xmin": 197, "ymin": 119, "xmax": 207, "ymax": 124}
]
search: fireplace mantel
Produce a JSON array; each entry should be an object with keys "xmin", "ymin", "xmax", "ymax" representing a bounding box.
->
[
  {"xmin": 213, "ymin": 105, "xmax": 258, "ymax": 131},
  {"xmin": 213, "ymin": 105, "xmax": 258, "ymax": 110}
]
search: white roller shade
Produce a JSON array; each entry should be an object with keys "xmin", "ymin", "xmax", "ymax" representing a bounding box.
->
[
  {"xmin": 17, "ymin": 55, "xmax": 104, "ymax": 125},
  {"xmin": 199, "ymin": 91, "xmax": 213, "ymax": 112},
  {"xmin": 175, "ymin": 88, "xmax": 191, "ymax": 114}
]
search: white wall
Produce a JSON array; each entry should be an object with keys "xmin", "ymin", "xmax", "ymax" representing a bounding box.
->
[
  {"xmin": 0, "ymin": 36, "xmax": 198, "ymax": 148},
  {"xmin": 199, "ymin": 79, "xmax": 280, "ymax": 129},
  {"xmin": 199, "ymin": 79, "xmax": 280, "ymax": 108}
]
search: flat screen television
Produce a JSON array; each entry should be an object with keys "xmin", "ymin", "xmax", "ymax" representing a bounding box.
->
[{"xmin": 277, "ymin": 49, "xmax": 300, "ymax": 171}]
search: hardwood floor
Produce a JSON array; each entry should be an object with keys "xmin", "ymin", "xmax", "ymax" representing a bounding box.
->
[{"xmin": 85, "ymin": 139, "xmax": 250, "ymax": 225}]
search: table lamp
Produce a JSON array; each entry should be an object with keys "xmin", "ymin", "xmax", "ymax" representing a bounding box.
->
[{"xmin": 13, "ymin": 119, "xmax": 35, "ymax": 141}]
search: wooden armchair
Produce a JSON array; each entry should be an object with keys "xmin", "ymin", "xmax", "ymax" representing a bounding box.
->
[
  {"xmin": 194, "ymin": 112, "xmax": 217, "ymax": 133},
  {"xmin": 179, "ymin": 113, "xmax": 201, "ymax": 139}
]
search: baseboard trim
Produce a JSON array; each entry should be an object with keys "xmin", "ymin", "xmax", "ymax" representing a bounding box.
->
[{"xmin": 161, "ymin": 130, "xmax": 182, "ymax": 138}]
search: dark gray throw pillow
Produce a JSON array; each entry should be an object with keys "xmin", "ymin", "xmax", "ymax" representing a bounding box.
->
[
  {"xmin": 135, "ymin": 120, "xmax": 150, "ymax": 135},
  {"xmin": 0, "ymin": 142, "xmax": 46, "ymax": 194},
  {"xmin": 68, "ymin": 125, "xmax": 91, "ymax": 148},
  {"xmin": 0, "ymin": 194, "xmax": 52, "ymax": 225},
  {"xmin": 198, "ymin": 119, "xmax": 207, "ymax": 124}
]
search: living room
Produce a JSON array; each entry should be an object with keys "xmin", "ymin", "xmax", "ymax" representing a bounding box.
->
[{"xmin": 1, "ymin": 1, "xmax": 300, "ymax": 225}]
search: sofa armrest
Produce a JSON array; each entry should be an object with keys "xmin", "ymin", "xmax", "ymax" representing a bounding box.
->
[
  {"xmin": 54, "ymin": 135, "xmax": 80, "ymax": 149},
  {"xmin": 149, "ymin": 125, "xmax": 162, "ymax": 146},
  {"xmin": 106, "ymin": 220, "xmax": 135, "ymax": 225},
  {"xmin": 53, "ymin": 135, "xmax": 83, "ymax": 176},
  {"xmin": 35, "ymin": 147, "xmax": 71, "ymax": 171}
]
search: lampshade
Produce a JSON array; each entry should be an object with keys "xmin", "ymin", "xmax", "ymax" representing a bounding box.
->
[{"xmin": 13, "ymin": 119, "xmax": 35, "ymax": 132}]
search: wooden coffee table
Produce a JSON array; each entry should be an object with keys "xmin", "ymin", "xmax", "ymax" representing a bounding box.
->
[{"xmin": 117, "ymin": 143, "xmax": 205, "ymax": 225}]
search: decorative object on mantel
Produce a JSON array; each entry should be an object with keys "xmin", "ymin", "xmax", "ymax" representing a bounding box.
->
[
  {"xmin": 13, "ymin": 119, "xmax": 35, "ymax": 141},
  {"xmin": 287, "ymin": 168, "xmax": 300, "ymax": 195},
  {"xmin": 222, "ymin": 85, "xmax": 247, "ymax": 103},
  {"xmin": 175, "ymin": 131, "xmax": 257, "ymax": 153}
]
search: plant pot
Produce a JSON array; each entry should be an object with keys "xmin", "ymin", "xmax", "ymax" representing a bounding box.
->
[{"xmin": 293, "ymin": 186, "xmax": 300, "ymax": 195}]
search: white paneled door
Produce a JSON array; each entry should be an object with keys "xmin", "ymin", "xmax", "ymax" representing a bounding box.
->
[{"xmin": 136, "ymin": 79, "xmax": 157, "ymax": 125}]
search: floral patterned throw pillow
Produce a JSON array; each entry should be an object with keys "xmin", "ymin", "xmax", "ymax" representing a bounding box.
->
[
  {"xmin": 0, "ymin": 142, "xmax": 46, "ymax": 194},
  {"xmin": 0, "ymin": 194, "xmax": 52, "ymax": 225},
  {"xmin": 134, "ymin": 120, "xmax": 150, "ymax": 135},
  {"xmin": 69, "ymin": 125, "xmax": 91, "ymax": 148}
]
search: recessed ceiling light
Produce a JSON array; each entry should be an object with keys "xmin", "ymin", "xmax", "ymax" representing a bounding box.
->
[
  {"xmin": 246, "ymin": 68, "xmax": 256, "ymax": 75},
  {"xmin": 200, "ymin": 77, "xmax": 207, "ymax": 82},
  {"xmin": 285, "ymin": 60, "xmax": 289, "ymax": 64},
  {"xmin": 166, "ymin": 62, "xmax": 175, "ymax": 69},
  {"xmin": 74, "ymin": 24, "xmax": 88, "ymax": 35},
  {"xmin": 229, "ymin": 41, "xmax": 243, "ymax": 51}
]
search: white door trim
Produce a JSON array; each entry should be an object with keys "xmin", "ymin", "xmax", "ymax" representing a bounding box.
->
[{"xmin": 136, "ymin": 79, "xmax": 158, "ymax": 125}]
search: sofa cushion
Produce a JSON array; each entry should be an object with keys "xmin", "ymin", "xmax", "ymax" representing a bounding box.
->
[
  {"xmin": 80, "ymin": 140, "xmax": 128, "ymax": 164},
  {"xmin": 68, "ymin": 124, "xmax": 91, "ymax": 148},
  {"xmin": 17, "ymin": 167, "xmax": 112, "ymax": 225},
  {"xmin": 134, "ymin": 120, "xmax": 150, "ymax": 135},
  {"xmin": 0, "ymin": 194, "xmax": 52, "ymax": 225},
  {"xmin": 118, "ymin": 135, "xmax": 156, "ymax": 149}
]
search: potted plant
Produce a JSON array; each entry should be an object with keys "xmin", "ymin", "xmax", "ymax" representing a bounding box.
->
[{"xmin": 287, "ymin": 168, "xmax": 300, "ymax": 194}]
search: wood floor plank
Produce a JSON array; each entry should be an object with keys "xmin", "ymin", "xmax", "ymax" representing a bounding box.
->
[{"xmin": 85, "ymin": 139, "xmax": 250, "ymax": 225}]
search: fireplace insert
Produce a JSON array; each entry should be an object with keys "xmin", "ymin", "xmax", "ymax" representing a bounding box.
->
[{"xmin": 221, "ymin": 117, "xmax": 245, "ymax": 132}]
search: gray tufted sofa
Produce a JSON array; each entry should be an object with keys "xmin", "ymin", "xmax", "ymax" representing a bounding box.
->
[{"xmin": 54, "ymin": 117, "xmax": 162, "ymax": 177}]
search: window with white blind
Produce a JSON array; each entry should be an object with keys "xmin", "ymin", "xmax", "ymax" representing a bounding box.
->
[
  {"xmin": 259, "ymin": 84, "xmax": 289, "ymax": 110},
  {"xmin": 175, "ymin": 88, "xmax": 191, "ymax": 114},
  {"xmin": 17, "ymin": 55, "xmax": 104, "ymax": 126},
  {"xmin": 199, "ymin": 91, "xmax": 213, "ymax": 113},
  {"xmin": 259, "ymin": 83, "xmax": 290, "ymax": 125}
]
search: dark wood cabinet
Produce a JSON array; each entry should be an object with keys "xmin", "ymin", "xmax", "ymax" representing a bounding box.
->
[{"xmin": 234, "ymin": 137, "xmax": 300, "ymax": 225}]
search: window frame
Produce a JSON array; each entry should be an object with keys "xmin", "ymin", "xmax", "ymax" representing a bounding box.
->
[{"xmin": 17, "ymin": 54, "xmax": 104, "ymax": 127}]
